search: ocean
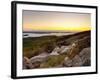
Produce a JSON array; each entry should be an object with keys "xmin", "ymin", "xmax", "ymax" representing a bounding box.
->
[{"xmin": 23, "ymin": 32, "xmax": 76, "ymax": 38}]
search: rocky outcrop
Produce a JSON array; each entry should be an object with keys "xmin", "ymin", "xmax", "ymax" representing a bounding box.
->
[
  {"xmin": 30, "ymin": 52, "xmax": 48, "ymax": 63},
  {"xmin": 29, "ymin": 53, "xmax": 49, "ymax": 68},
  {"xmin": 23, "ymin": 57, "xmax": 34, "ymax": 69},
  {"xmin": 23, "ymin": 46, "xmax": 91, "ymax": 69},
  {"xmin": 67, "ymin": 36, "xmax": 90, "ymax": 59},
  {"xmin": 50, "ymin": 47, "xmax": 60, "ymax": 55},
  {"xmin": 50, "ymin": 46, "xmax": 71, "ymax": 55},
  {"xmin": 23, "ymin": 31, "xmax": 91, "ymax": 69},
  {"xmin": 58, "ymin": 46, "xmax": 71, "ymax": 54},
  {"xmin": 79, "ymin": 47, "xmax": 91, "ymax": 66},
  {"xmin": 63, "ymin": 47, "xmax": 91, "ymax": 67}
]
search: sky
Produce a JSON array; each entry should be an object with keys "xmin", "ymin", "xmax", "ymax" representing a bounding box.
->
[{"xmin": 23, "ymin": 10, "xmax": 91, "ymax": 32}]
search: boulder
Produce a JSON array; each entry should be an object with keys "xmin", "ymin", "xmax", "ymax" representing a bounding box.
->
[
  {"xmin": 79, "ymin": 47, "xmax": 91, "ymax": 66},
  {"xmin": 63, "ymin": 47, "xmax": 91, "ymax": 67},
  {"xmin": 63, "ymin": 57, "xmax": 72, "ymax": 67},
  {"xmin": 50, "ymin": 47, "xmax": 60, "ymax": 55},
  {"xmin": 63, "ymin": 55, "xmax": 82, "ymax": 67},
  {"xmin": 52, "ymin": 46, "xmax": 60, "ymax": 52},
  {"xmin": 59, "ymin": 46, "xmax": 71, "ymax": 54},
  {"xmin": 72, "ymin": 55, "xmax": 82, "ymax": 66},
  {"xmin": 50, "ymin": 51, "xmax": 59, "ymax": 55},
  {"xmin": 30, "ymin": 52, "xmax": 48, "ymax": 63},
  {"xmin": 23, "ymin": 57, "xmax": 34, "ymax": 69}
]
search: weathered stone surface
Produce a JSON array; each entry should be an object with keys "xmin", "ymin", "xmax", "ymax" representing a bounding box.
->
[
  {"xmin": 30, "ymin": 52, "xmax": 48, "ymax": 63},
  {"xmin": 49, "ymin": 47, "xmax": 60, "ymax": 55},
  {"xmin": 50, "ymin": 46, "xmax": 70, "ymax": 55},
  {"xmin": 79, "ymin": 47, "xmax": 91, "ymax": 66},
  {"xmin": 50, "ymin": 51, "xmax": 59, "ymax": 55},
  {"xmin": 72, "ymin": 55, "xmax": 82, "ymax": 66},
  {"xmin": 23, "ymin": 57, "xmax": 34, "ymax": 69},
  {"xmin": 59, "ymin": 46, "xmax": 71, "ymax": 54},
  {"xmin": 63, "ymin": 47, "xmax": 91, "ymax": 67},
  {"xmin": 52, "ymin": 46, "xmax": 60, "ymax": 52},
  {"xmin": 63, "ymin": 57, "xmax": 72, "ymax": 67}
]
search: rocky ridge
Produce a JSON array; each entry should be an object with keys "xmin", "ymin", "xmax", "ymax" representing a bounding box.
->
[{"xmin": 23, "ymin": 31, "xmax": 91, "ymax": 69}]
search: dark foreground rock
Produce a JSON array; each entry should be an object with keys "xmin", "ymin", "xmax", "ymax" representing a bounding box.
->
[
  {"xmin": 63, "ymin": 47, "xmax": 91, "ymax": 67},
  {"xmin": 23, "ymin": 57, "xmax": 34, "ymax": 69}
]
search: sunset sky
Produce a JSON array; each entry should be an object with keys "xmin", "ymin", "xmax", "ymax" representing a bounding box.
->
[{"xmin": 23, "ymin": 10, "xmax": 91, "ymax": 32}]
